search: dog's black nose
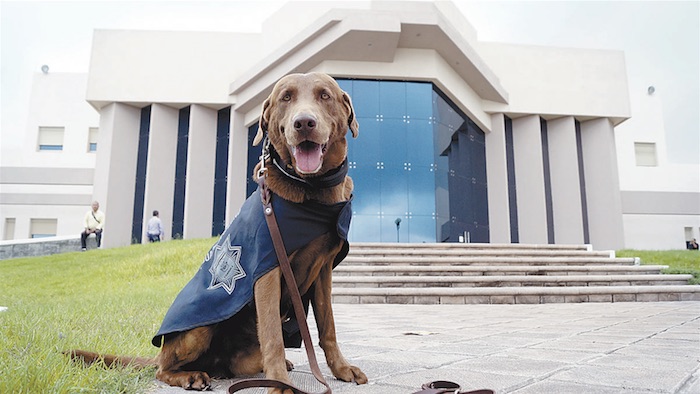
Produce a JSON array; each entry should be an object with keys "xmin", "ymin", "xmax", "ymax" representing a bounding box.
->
[{"xmin": 293, "ymin": 115, "xmax": 317, "ymax": 135}]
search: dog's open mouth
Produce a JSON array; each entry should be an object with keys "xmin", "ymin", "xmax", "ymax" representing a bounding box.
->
[{"xmin": 292, "ymin": 141, "xmax": 327, "ymax": 174}]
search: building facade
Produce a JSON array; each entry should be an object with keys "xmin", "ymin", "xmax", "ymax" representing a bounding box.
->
[
  {"xmin": 2, "ymin": 1, "xmax": 698, "ymax": 251},
  {"xmin": 1, "ymin": 73, "xmax": 99, "ymax": 240}
]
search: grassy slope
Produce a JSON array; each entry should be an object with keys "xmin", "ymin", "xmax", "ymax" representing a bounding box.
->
[
  {"xmin": 617, "ymin": 249, "xmax": 700, "ymax": 284},
  {"xmin": 0, "ymin": 238, "xmax": 214, "ymax": 393}
]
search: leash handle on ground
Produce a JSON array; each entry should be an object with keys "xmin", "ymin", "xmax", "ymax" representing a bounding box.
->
[
  {"xmin": 412, "ymin": 381, "xmax": 495, "ymax": 394},
  {"xmin": 228, "ymin": 176, "xmax": 331, "ymax": 394}
]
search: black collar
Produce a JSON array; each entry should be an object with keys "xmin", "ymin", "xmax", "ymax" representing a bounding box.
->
[{"xmin": 268, "ymin": 144, "xmax": 348, "ymax": 190}]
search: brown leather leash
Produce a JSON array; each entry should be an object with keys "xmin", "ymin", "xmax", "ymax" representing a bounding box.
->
[
  {"xmin": 228, "ymin": 164, "xmax": 493, "ymax": 394},
  {"xmin": 228, "ymin": 170, "xmax": 331, "ymax": 394}
]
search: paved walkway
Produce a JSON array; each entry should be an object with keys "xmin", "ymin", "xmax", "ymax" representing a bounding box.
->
[{"xmin": 150, "ymin": 302, "xmax": 700, "ymax": 393}]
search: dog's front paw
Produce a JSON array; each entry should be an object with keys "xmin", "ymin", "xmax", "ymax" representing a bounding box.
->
[
  {"xmin": 179, "ymin": 371, "xmax": 212, "ymax": 391},
  {"xmin": 157, "ymin": 370, "xmax": 212, "ymax": 391},
  {"xmin": 333, "ymin": 364, "xmax": 368, "ymax": 385}
]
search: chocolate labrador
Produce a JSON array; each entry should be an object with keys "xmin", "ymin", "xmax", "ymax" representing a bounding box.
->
[{"xmin": 67, "ymin": 73, "xmax": 367, "ymax": 393}]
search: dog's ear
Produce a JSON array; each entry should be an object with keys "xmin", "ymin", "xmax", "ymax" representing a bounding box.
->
[
  {"xmin": 342, "ymin": 91, "xmax": 359, "ymax": 138},
  {"xmin": 252, "ymin": 98, "xmax": 271, "ymax": 146}
]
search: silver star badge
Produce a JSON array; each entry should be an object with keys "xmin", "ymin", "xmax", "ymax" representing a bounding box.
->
[{"xmin": 207, "ymin": 235, "xmax": 245, "ymax": 295}]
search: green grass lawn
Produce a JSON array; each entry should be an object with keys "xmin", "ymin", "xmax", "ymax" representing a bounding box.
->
[
  {"xmin": 1, "ymin": 241, "xmax": 698, "ymax": 393},
  {"xmin": 0, "ymin": 238, "xmax": 215, "ymax": 393},
  {"xmin": 617, "ymin": 249, "xmax": 700, "ymax": 284}
]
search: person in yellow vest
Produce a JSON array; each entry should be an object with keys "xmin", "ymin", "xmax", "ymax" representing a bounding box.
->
[{"xmin": 81, "ymin": 201, "xmax": 105, "ymax": 250}]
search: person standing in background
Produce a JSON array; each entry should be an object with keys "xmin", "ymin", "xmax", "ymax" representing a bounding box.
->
[
  {"xmin": 147, "ymin": 210, "xmax": 164, "ymax": 242},
  {"xmin": 81, "ymin": 201, "xmax": 105, "ymax": 250}
]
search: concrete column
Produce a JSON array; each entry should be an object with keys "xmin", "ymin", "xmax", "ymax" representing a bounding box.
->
[
  {"xmin": 226, "ymin": 109, "xmax": 250, "ymax": 224},
  {"xmin": 183, "ymin": 104, "xmax": 217, "ymax": 239},
  {"xmin": 579, "ymin": 118, "xmax": 625, "ymax": 250},
  {"xmin": 142, "ymin": 104, "xmax": 178, "ymax": 242},
  {"xmin": 512, "ymin": 115, "xmax": 548, "ymax": 244},
  {"xmin": 547, "ymin": 116, "xmax": 584, "ymax": 244},
  {"xmin": 92, "ymin": 103, "xmax": 141, "ymax": 247},
  {"xmin": 485, "ymin": 114, "xmax": 510, "ymax": 243}
]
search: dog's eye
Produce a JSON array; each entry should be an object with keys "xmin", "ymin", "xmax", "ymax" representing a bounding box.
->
[
  {"xmin": 282, "ymin": 93, "xmax": 292, "ymax": 101},
  {"xmin": 320, "ymin": 92, "xmax": 330, "ymax": 100}
]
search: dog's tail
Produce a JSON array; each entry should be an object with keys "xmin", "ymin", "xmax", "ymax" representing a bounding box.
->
[{"xmin": 64, "ymin": 349, "xmax": 156, "ymax": 369}]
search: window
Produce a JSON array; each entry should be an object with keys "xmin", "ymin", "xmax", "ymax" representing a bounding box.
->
[
  {"xmin": 30, "ymin": 218, "xmax": 57, "ymax": 238},
  {"xmin": 686, "ymin": 227, "xmax": 694, "ymax": 241},
  {"xmin": 634, "ymin": 142, "xmax": 657, "ymax": 166},
  {"xmin": 88, "ymin": 127, "xmax": 99, "ymax": 152},
  {"xmin": 3, "ymin": 218, "xmax": 15, "ymax": 240},
  {"xmin": 37, "ymin": 126, "xmax": 65, "ymax": 151}
]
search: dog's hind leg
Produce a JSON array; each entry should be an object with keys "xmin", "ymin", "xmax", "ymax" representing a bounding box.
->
[
  {"xmin": 155, "ymin": 326, "xmax": 214, "ymax": 391},
  {"xmin": 254, "ymin": 267, "xmax": 294, "ymax": 393}
]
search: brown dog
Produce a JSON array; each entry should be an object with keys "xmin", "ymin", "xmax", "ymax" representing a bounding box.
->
[{"xmin": 67, "ymin": 73, "xmax": 367, "ymax": 392}]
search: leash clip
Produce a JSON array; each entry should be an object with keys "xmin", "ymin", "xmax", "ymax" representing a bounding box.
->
[
  {"xmin": 257, "ymin": 137, "xmax": 272, "ymax": 206},
  {"xmin": 257, "ymin": 137, "xmax": 270, "ymax": 180},
  {"xmin": 258, "ymin": 137, "xmax": 271, "ymax": 177},
  {"xmin": 257, "ymin": 166, "xmax": 268, "ymax": 180}
]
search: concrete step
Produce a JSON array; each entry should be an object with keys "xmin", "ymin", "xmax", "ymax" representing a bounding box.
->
[
  {"xmin": 333, "ymin": 243, "xmax": 700, "ymax": 304},
  {"xmin": 342, "ymin": 256, "xmax": 636, "ymax": 266},
  {"xmin": 333, "ymin": 264, "xmax": 667, "ymax": 276},
  {"xmin": 350, "ymin": 242, "xmax": 592, "ymax": 251},
  {"xmin": 331, "ymin": 285, "xmax": 700, "ymax": 304},
  {"xmin": 332, "ymin": 243, "xmax": 695, "ymax": 305},
  {"xmin": 349, "ymin": 248, "xmax": 612, "ymax": 259},
  {"xmin": 332, "ymin": 274, "xmax": 693, "ymax": 288},
  {"xmin": 348, "ymin": 249, "xmax": 613, "ymax": 258}
]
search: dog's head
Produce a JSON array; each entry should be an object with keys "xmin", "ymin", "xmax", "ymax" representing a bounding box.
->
[{"xmin": 253, "ymin": 73, "xmax": 358, "ymax": 177}]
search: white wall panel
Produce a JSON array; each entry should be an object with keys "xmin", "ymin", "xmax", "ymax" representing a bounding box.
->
[
  {"xmin": 580, "ymin": 118, "xmax": 624, "ymax": 250},
  {"xmin": 512, "ymin": 115, "xmax": 548, "ymax": 244},
  {"xmin": 183, "ymin": 105, "xmax": 217, "ymax": 239},
  {"xmin": 92, "ymin": 103, "xmax": 141, "ymax": 247},
  {"xmin": 623, "ymin": 214, "xmax": 700, "ymax": 250},
  {"xmin": 227, "ymin": 110, "xmax": 251, "ymax": 224},
  {"xmin": 142, "ymin": 104, "xmax": 179, "ymax": 242},
  {"xmin": 547, "ymin": 116, "xmax": 584, "ymax": 244},
  {"xmin": 485, "ymin": 114, "xmax": 510, "ymax": 243}
]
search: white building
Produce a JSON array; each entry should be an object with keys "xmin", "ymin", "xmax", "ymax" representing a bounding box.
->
[
  {"xmin": 614, "ymin": 88, "xmax": 700, "ymax": 250},
  {"xmin": 1, "ymin": 1, "xmax": 698, "ymax": 251},
  {"xmin": 1, "ymin": 73, "xmax": 99, "ymax": 240}
]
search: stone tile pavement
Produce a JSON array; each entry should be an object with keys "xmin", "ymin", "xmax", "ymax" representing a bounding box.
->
[{"xmin": 150, "ymin": 302, "xmax": 700, "ymax": 393}]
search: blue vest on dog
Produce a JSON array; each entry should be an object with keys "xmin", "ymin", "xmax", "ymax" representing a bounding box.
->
[{"xmin": 152, "ymin": 188, "xmax": 352, "ymax": 347}]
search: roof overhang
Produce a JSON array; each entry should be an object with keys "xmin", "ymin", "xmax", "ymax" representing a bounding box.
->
[{"xmin": 229, "ymin": 5, "xmax": 508, "ymax": 115}]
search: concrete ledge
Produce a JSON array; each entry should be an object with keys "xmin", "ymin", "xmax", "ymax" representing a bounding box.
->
[{"xmin": 0, "ymin": 235, "xmax": 98, "ymax": 260}]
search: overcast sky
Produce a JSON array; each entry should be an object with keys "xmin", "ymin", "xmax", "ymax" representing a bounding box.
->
[{"xmin": 1, "ymin": 0, "xmax": 698, "ymax": 164}]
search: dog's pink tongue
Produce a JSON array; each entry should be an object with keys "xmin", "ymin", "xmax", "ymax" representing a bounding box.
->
[{"xmin": 294, "ymin": 142, "xmax": 323, "ymax": 174}]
